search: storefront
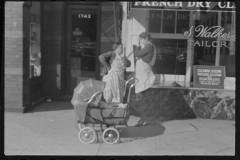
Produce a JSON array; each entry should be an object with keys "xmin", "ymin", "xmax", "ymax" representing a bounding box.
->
[
  {"xmin": 5, "ymin": 2, "xmax": 235, "ymax": 119},
  {"xmin": 122, "ymin": 2, "xmax": 235, "ymax": 120},
  {"xmin": 5, "ymin": 1, "xmax": 123, "ymax": 112}
]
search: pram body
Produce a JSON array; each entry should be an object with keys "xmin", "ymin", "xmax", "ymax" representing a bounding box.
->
[{"xmin": 71, "ymin": 78, "xmax": 138, "ymax": 144}]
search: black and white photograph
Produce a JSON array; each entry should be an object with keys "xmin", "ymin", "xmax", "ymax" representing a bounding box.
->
[{"xmin": 4, "ymin": 1, "xmax": 235, "ymax": 156}]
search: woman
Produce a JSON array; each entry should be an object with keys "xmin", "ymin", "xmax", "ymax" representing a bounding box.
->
[
  {"xmin": 99, "ymin": 42, "xmax": 131, "ymax": 103},
  {"xmin": 134, "ymin": 32, "xmax": 157, "ymax": 126}
]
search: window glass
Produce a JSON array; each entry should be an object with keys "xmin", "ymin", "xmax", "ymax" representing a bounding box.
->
[
  {"xmin": 30, "ymin": 2, "xmax": 41, "ymax": 78},
  {"xmin": 148, "ymin": 10, "xmax": 162, "ymax": 33},
  {"xmin": 220, "ymin": 40, "xmax": 235, "ymax": 77},
  {"xmin": 176, "ymin": 11, "xmax": 190, "ymax": 33},
  {"xmin": 162, "ymin": 11, "xmax": 175, "ymax": 33},
  {"xmin": 152, "ymin": 39, "xmax": 187, "ymax": 75}
]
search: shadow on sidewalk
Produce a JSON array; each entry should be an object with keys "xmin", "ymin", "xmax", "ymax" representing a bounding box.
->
[
  {"xmin": 116, "ymin": 124, "xmax": 166, "ymax": 139},
  {"xmin": 27, "ymin": 102, "xmax": 73, "ymax": 113}
]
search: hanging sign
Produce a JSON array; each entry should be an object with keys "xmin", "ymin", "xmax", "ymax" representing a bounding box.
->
[{"xmin": 193, "ymin": 65, "xmax": 226, "ymax": 89}]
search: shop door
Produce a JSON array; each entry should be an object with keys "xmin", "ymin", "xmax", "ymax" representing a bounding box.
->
[{"xmin": 66, "ymin": 6, "xmax": 99, "ymax": 95}]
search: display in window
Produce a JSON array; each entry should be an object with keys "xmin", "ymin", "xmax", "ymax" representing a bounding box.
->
[{"xmin": 151, "ymin": 39, "xmax": 188, "ymax": 75}]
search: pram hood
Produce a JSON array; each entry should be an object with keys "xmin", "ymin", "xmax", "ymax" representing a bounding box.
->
[{"xmin": 71, "ymin": 79, "xmax": 105, "ymax": 122}]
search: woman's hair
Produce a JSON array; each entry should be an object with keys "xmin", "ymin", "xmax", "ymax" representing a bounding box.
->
[
  {"xmin": 139, "ymin": 32, "xmax": 151, "ymax": 40},
  {"xmin": 112, "ymin": 42, "xmax": 122, "ymax": 50}
]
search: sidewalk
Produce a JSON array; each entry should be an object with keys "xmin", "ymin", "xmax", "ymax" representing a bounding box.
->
[{"xmin": 4, "ymin": 101, "xmax": 235, "ymax": 155}]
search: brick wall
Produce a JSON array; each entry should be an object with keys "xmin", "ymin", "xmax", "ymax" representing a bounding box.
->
[{"xmin": 5, "ymin": 2, "xmax": 30, "ymax": 112}]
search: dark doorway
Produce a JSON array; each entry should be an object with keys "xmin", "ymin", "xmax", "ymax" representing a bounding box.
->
[{"xmin": 66, "ymin": 5, "xmax": 100, "ymax": 95}]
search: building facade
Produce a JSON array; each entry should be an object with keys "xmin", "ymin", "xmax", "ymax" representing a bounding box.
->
[
  {"xmin": 4, "ymin": 2, "xmax": 235, "ymax": 120},
  {"xmin": 5, "ymin": 2, "xmax": 123, "ymax": 112}
]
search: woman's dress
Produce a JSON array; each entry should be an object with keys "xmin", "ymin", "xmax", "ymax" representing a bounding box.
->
[{"xmin": 102, "ymin": 54, "xmax": 126, "ymax": 103}]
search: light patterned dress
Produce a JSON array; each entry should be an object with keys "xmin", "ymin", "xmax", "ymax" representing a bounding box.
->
[{"xmin": 102, "ymin": 54, "xmax": 126, "ymax": 103}]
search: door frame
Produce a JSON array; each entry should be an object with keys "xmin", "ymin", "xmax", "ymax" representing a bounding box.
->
[{"xmin": 62, "ymin": 2, "xmax": 101, "ymax": 95}]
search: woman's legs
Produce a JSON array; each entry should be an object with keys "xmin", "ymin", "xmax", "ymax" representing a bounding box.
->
[{"xmin": 134, "ymin": 89, "xmax": 152, "ymax": 127}]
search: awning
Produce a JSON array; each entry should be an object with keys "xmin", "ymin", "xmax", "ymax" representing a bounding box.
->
[{"xmin": 129, "ymin": 1, "xmax": 235, "ymax": 12}]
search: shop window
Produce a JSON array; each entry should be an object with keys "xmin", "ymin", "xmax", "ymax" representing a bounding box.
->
[
  {"xmin": 176, "ymin": 11, "xmax": 190, "ymax": 33},
  {"xmin": 152, "ymin": 39, "xmax": 187, "ymax": 75},
  {"xmin": 148, "ymin": 10, "xmax": 162, "ymax": 33},
  {"xmin": 148, "ymin": 10, "xmax": 189, "ymax": 34},
  {"xmin": 194, "ymin": 11, "xmax": 235, "ymax": 78},
  {"xmin": 29, "ymin": 2, "xmax": 41, "ymax": 78},
  {"xmin": 162, "ymin": 11, "xmax": 175, "ymax": 33}
]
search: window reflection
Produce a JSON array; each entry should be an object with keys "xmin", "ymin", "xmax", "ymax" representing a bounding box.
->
[
  {"xmin": 30, "ymin": 52, "xmax": 41, "ymax": 76},
  {"xmin": 29, "ymin": 2, "xmax": 41, "ymax": 78},
  {"xmin": 220, "ymin": 40, "xmax": 235, "ymax": 77},
  {"xmin": 152, "ymin": 39, "xmax": 188, "ymax": 75}
]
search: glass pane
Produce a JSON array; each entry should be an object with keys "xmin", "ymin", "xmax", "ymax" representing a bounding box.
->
[
  {"xmin": 152, "ymin": 39, "xmax": 187, "ymax": 75},
  {"xmin": 176, "ymin": 11, "xmax": 190, "ymax": 33},
  {"xmin": 221, "ymin": 11, "xmax": 235, "ymax": 35},
  {"xmin": 148, "ymin": 10, "xmax": 161, "ymax": 33},
  {"xmin": 194, "ymin": 45, "xmax": 215, "ymax": 66},
  {"xmin": 30, "ymin": 2, "xmax": 41, "ymax": 78},
  {"xmin": 162, "ymin": 11, "xmax": 175, "ymax": 33},
  {"xmin": 71, "ymin": 12, "xmax": 97, "ymax": 83},
  {"xmin": 220, "ymin": 40, "xmax": 235, "ymax": 77}
]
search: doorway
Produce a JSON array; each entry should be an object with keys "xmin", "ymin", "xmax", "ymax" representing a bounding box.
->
[{"xmin": 66, "ymin": 5, "xmax": 100, "ymax": 95}]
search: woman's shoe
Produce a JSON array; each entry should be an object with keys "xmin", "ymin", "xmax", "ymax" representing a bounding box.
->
[{"xmin": 134, "ymin": 117, "xmax": 145, "ymax": 127}]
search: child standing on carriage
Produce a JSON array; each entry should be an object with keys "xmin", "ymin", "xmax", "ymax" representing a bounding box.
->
[{"xmin": 99, "ymin": 42, "xmax": 131, "ymax": 103}]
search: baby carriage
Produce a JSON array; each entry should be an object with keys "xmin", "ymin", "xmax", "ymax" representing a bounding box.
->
[{"xmin": 71, "ymin": 77, "xmax": 138, "ymax": 144}]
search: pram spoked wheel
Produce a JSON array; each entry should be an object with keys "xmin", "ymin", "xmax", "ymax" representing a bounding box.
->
[
  {"xmin": 102, "ymin": 128, "xmax": 120, "ymax": 144},
  {"xmin": 78, "ymin": 127, "xmax": 96, "ymax": 144}
]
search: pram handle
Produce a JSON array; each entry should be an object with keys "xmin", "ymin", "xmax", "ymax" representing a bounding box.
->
[
  {"xmin": 126, "ymin": 78, "xmax": 139, "ymax": 103},
  {"xmin": 85, "ymin": 90, "xmax": 103, "ymax": 105},
  {"xmin": 123, "ymin": 77, "xmax": 139, "ymax": 97}
]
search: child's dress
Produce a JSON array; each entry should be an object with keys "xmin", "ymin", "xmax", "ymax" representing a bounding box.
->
[{"xmin": 102, "ymin": 54, "xmax": 126, "ymax": 103}]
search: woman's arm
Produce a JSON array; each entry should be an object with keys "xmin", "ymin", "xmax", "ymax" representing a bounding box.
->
[
  {"xmin": 99, "ymin": 51, "xmax": 113, "ymax": 69},
  {"xmin": 135, "ymin": 44, "xmax": 154, "ymax": 57}
]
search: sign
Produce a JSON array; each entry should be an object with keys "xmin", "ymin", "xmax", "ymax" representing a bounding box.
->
[
  {"xmin": 193, "ymin": 65, "xmax": 226, "ymax": 89},
  {"xmin": 131, "ymin": 2, "xmax": 235, "ymax": 12},
  {"xmin": 183, "ymin": 25, "xmax": 236, "ymax": 48},
  {"xmin": 78, "ymin": 14, "xmax": 91, "ymax": 18}
]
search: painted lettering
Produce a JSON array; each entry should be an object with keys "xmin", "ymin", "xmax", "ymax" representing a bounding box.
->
[
  {"xmin": 187, "ymin": 2, "xmax": 195, "ymax": 7},
  {"xmin": 167, "ymin": 2, "xmax": 174, "ymax": 7},
  {"xmin": 174, "ymin": 2, "xmax": 183, "ymax": 7}
]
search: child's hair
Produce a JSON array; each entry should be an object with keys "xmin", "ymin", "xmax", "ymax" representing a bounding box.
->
[{"xmin": 112, "ymin": 42, "xmax": 122, "ymax": 50}]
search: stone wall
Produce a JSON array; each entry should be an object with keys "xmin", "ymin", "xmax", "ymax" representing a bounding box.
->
[{"xmin": 128, "ymin": 87, "xmax": 235, "ymax": 120}]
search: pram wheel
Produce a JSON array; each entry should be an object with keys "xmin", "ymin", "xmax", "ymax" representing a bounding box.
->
[
  {"xmin": 102, "ymin": 128, "xmax": 120, "ymax": 144},
  {"xmin": 78, "ymin": 127, "xmax": 96, "ymax": 144},
  {"xmin": 75, "ymin": 122, "xmax": 87, "ymax": 131}
]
